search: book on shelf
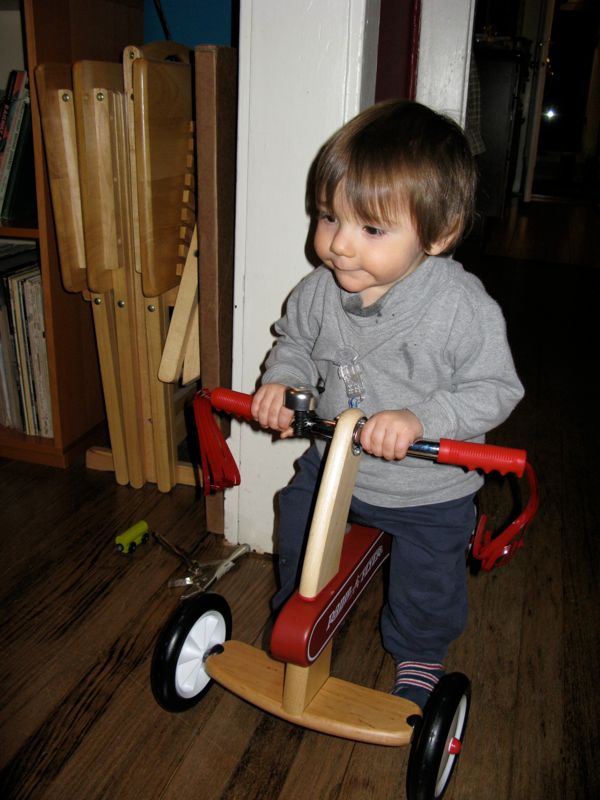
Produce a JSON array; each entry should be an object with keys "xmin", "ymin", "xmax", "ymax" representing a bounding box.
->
[
  {"xmin": 0, "ymin": 70, "xmax": 35, "ymax": 225},
  {"xmin": 0, "ymin": 70, "xmax": 22, "ymax": 171},
  {"xmin": 0, "ymin": 291, "xmax": 22, "ymax": 430},
  {"xmin": 8, "ymin": 264, "xmax": 40, "ymax": 435},
  {"xmin": 22, "ymin": 272, "xmax": 52, "ymax": 436},
  {"xmin": 1, "ymin": 97, "xmax": 35, "ymax": 224},
  {"xmin": 0, "ymin": 70, "xmax": 18, "ymax": 165},
  {"xmin": 0, "ymin": 242, "xmax": 52, "ymax": 437}
]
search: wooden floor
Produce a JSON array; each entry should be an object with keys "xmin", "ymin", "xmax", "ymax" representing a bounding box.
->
[{"xmin": 1, "ymin": 199, "xmax": 599, "ymax": 799}]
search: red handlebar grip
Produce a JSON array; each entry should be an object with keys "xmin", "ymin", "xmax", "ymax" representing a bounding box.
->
[
  {"xmin": 210, "ymin": 388, "xmax": 254, "ymax": 420},
  {"xmin": 437, "ymin": 439, "xmax": 526, "ymax": 477}
]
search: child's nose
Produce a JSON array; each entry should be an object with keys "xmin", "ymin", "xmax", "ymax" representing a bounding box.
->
[{"xmin": 330, "ymin": 227, "xmax": 355, "ymax": 257}]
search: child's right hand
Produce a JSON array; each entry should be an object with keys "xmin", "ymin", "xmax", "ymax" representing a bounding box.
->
[
  {"xmin": 251, "ymin": 383, "xmax": 295, "ymax": 438},
  {"xmin": 359, "ymin": 409, "xmax": 424, "ymax": 461}
]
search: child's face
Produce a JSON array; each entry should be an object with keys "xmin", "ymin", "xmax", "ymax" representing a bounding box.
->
[{"xmin": 314, "ymin": 190, "xmax": 444, "ymax": 306}]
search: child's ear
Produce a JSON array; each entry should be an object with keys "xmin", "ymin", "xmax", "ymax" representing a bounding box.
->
[
  {"xmin": 426, "ymin": 239, "xmax": 450, "ymax": 256},
  {"xmin": 426, "ymin": 219, "xmax": 461, "ymax": 256}
]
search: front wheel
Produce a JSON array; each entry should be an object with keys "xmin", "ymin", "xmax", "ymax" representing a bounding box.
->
[
  {"xmin": 151, "ymin": 593, "xmax": 232, "ymax": 712},
  {"xmin": 406, "ymin": 672, "xmax": 471, "ymax": 800}
]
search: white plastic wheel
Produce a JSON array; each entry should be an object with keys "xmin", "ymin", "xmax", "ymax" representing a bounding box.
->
[
  {"xmin": 174, "ymin": 609, "xmax": 228, "ymax": 698},
  {"xmin": 151, "ymin": 593, "xmax": 232, "ymax": 712}
]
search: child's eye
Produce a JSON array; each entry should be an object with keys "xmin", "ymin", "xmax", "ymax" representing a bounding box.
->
[
  {"xmin": 363, "ymin": 225, "xmax": 385, "ymax": 237},
  {"xmin": 318, "ymin": 211, "xmax": 337, "ymax": 224}
]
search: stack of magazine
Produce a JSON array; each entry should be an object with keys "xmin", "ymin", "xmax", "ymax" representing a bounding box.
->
[{"xmin": 0, "ymin": 241, "xmax": 52, "ymax": 436}]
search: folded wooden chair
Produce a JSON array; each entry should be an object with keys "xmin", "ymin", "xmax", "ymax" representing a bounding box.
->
[{"xmin": 35, "ymin": 63, "xmax": 131, "ymax": 486}]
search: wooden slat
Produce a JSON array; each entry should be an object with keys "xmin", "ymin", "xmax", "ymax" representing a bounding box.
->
[
  {"xmin": 132, "ymin": 58, "xmax": 194, "ymax": 297},
  {"xmin": 34, "ymin": 64, "xmax": 88, "ymax": 294},
  {"xmin": 158, "ymin": 225, "xmax": 200, "ymax": 384},
  {"xmin": 122, "ymin": 44, "xmax": 164, "ymax": 484},
  {"xmin": 89, "ymin": 293, "xmax": 129, "ymax": 485},
  {"xmin": 299, "ymin": 408, "xmax": 364, "ymax": 597},
  {"xmin": 71, "ymin": 61, "xmax": 123, "ymax": 293},
  {"xmin": 84, "ymin": 445, "xmax": 198, "ymax": 487},
  {"xmin": 107, "ymin": 89, "xmax": 146, "ymax": 489},
  {"xmin": 181, "ymin": 301, "xmax": 201, "ymax": 385},
  {"xmin": 142, "ymin": 297, "xmax": 178, "ymax": 490},
  {"xmin": 72, "ymin": 63, "xmax": 145, "ymax": 488}
]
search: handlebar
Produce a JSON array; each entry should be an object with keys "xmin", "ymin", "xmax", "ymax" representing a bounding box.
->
[
  {"xmin": 436, "ymin": 439, "xmax": 525, "ymax": 477},
  {"xmin": 207, "ymin": 387, "xmax": 527, "ymax": 478},
  {"xmin": 210, "ymin": 387, "xmax": 254, "ymax": 419}
]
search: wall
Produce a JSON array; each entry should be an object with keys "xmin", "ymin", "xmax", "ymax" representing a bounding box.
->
[
  {"xmin": 0, "ymin": 3, "xmax": 25, "ymax": 90},
  {"xmin": 143, "ymin": 0, "xmax": 234, "ymax": 47},
  {"xmin": 227, "ymin": 0, "xmax": 475, "ymax": 553}
]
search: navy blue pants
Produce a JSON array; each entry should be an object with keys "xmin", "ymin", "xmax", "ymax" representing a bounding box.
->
[{"xmin": 273, "ymin": 445, "xmax": 476, "ymax": 664}]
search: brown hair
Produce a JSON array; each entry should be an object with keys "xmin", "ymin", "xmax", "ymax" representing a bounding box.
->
[{"xmin": 312, "ymin": 100, "xmax": 477, "ymax": 253}]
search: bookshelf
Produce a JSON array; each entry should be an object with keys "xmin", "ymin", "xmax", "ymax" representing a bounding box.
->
[{"xmin": 0, "ymin": 0, "xmax": 143, "ymax": 467}]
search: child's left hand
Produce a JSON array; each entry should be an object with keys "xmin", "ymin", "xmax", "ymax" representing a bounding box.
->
[{"xmin": 359, "ymin": 409, "xmax": 424, "ymax": 460}]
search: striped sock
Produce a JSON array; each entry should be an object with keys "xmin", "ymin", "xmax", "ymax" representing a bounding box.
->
[{"xmin": 391, "ymin": 660, "xmax": 445, "ymax": 709}]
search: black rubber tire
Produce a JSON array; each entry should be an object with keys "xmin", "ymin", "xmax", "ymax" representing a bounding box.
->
[
  {"xmin": 406, "ymin": 673, "xmax": 471, "ymax": 800},
  {"xmin": 151, "ymin": 593, "xmax": 232, "ymax": 712},
  {"xmin": 128, "ymin": 542, "xmax": 136, "ymax": 554}
]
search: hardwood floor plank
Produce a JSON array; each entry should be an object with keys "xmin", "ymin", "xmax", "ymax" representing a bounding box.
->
[
  {"xmin": 219, "ymin": 715, "xmax": 306, "ymax": 800},
  {"xmin": 277, "ymin": 730, "xmax": 355, "ymax": 800},
  {"xmin": 334, "ymin": 648, "xmax": 408, "ymax": 800}
]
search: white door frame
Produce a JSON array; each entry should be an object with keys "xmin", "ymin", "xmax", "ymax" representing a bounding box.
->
[{"xmin": 416, "ymin": 0, "xmax": 477, "ymax": 126}]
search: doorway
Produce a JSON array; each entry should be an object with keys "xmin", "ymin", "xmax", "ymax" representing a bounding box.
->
[
  {"xmin": 531, "ymin": 0, "xmax": 599, "ymax": 200},
  {"xmin": 472, "ymin": 0, "xmax": 599, "ymax": 211}
]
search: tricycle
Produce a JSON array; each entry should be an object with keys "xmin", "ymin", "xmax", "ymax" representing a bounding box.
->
[{"xmin": 151, "ymin": 386, "xmax": 538, "ymax": 800}]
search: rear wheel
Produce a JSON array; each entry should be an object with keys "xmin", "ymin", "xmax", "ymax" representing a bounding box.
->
[
  {"xmin": 151, "ymin": 593, "xmax": 232, "ymax": 712},
  {"xmin": 406, "ymin": 672, "xmax": 471, "ymax": 800}
]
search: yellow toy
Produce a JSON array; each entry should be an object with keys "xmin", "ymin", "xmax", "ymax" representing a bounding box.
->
[{"xmin": 115, "ymin": 520, "xmax": 150, "ymax": 554}]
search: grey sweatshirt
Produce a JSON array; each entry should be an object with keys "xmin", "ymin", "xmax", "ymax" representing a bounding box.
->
[{"xmin": 262, "ymin": 257, "xmax": 524, "ymax": 507}]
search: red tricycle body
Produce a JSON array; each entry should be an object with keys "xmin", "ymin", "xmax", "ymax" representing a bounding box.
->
[{"xmin": 271, "ymin": 524, "xmax": 391, "ymax": 667}]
